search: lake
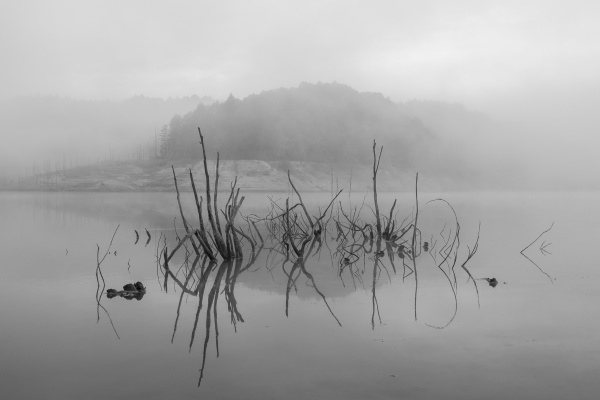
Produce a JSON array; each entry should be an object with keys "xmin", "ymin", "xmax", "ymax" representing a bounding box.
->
[{"xmin": 1, "ymin": 190, "xmax": 599, "ymax": 399}]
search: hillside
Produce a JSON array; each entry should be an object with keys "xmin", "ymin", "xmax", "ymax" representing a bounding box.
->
[
  {"xmin": 3, "ymin": 158, "xmax": 478, "ymax": 193},
  {"xmin": 159, "ymin": 82, "xmax": 508, "ymax": 184}
]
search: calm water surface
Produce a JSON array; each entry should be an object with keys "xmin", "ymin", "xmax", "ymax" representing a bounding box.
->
[{"xmin": 1, "ymin": 191, "xmax": 599, "ymax": 399}]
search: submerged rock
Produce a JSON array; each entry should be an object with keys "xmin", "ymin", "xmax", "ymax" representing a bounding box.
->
[
  {"xmin": 106, "ymin": 282, "xmax": 147, "ymax": 300},
  {"xmin": 484, "ymin": 278, "xmax": 498, "ymax": 288}
]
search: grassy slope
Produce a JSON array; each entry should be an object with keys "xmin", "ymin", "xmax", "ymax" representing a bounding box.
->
[{"xmin": 1, "ymin": 158, "xmax": 470, "ymax": 193}]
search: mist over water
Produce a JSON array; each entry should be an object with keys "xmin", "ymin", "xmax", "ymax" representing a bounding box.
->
[
  {"xmin": 2, "ymin": 2, "xmax": 600, "ymax": 398},
  {"xmin": 2, "ymin": 191, "xmax": 600, "ymax": 399}
]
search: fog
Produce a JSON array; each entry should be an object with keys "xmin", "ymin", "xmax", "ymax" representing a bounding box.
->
[{"xmin": 1, "ymin": 0, "xmax": 599, "ymax": 189}]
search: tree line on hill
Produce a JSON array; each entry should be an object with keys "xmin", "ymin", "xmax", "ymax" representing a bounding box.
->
[{"xmin": 159, "ymin": 83, "xmax": 444, "ymax": 168}]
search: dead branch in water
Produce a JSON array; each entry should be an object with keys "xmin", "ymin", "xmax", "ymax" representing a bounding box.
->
[
  {"xmin": 172, "ymin": 166, "xmax": 202, "ymax": 257},
  {"xmin": 382, "ymin": 199, "xmax": 397, "ymax": 240},
  {"xmin": 520, "ymin": 222, "xmax": 554, "ymax": 283},
  {"xmin": 521, "ymin": 222, "xmax": 554, "ymax": 254},
  {"xmin": 145, "ymin": 228, "xmax": 151, "ymax": 247},
  {"xmin": 223, "ymin": 178, "xmax": 245, "ymax": 258},
  {"xmin": 155, "ymin": 133, "xmax": 494, "ymax": 358},
  {"xmin": 460, "ymin": 221, "xmax": 481, "ymax": 308},
  {"xmin": 540, "ymin": 240, "xmax": 552, "ymax": 255},
  {"xmin": 189, "ymin": 168, "xmax": 216, "ymax": 261},
  {"xmin": 372, "ymin": 140, "xmax": 383, "ymax": 238},
  {"xmin": 411, "ymin": 173, "xmax": 419, "ymax": 321},
  {"xmin": 198, "ymin": 127, "xmax": 228, "ymax": 257},
  {"xmin": 165, "ymin": 127, "xmax": 254, "ymax": 264},
  {"xmin": 287, "ymin": 170, "xmax": 314, "ymax": 230}
]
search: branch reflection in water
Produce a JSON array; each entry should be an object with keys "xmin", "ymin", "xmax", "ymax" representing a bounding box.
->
[
  {"xmin": 520, "ymin": 222, "xmax": 555, "ymax": 283},
  {"xmin": 155, "ymin": 192, "xmax": 482, "ymax": 386},
  {"xmin": 95, "ymin": 225, "xmax": 121, "ymax": 339},
  {"xmin": 159, "ymin": 247, "xmax": 263, "ymax": 386}
]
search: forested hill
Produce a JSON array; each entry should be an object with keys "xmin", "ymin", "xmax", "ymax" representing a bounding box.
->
[
  {"xmin": 162, "ymin": 83, "xmax": 431, "ymax": 167},
  {"xmin": 160, "ymin": 83, "xmax": 497, "ymax": 178}
]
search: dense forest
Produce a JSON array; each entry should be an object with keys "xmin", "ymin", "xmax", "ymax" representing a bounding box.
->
[
  {"xmin": 159, "ymin": 83, "xmax": 432, "ymax": 164},
  {"xmin": 159, "ymin": 83, "xmax": 494, "ymax": 175}
]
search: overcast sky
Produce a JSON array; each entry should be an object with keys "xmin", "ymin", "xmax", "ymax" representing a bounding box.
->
[
  {"xmin": 2, "ymin": 0, "xmax": 599, "ymax": 117},
  {"xmin": 2, "ymin": 0, "xmax": 600, "ymax": 184}
]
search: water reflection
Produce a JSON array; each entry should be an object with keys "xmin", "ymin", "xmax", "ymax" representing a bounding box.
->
[
  {"xmin": 281, "ymin": 238, "xmax": 343, "ymax": 327},
  {"xmin": 332, "ymin": 197, "xmax": 483, "ymax": 329},
  {"xmin": 141, "ymin": 192, "xmax": 487, "ymax": 385},
  {"xmin": 161, "ymin": 253, "xmax": 263, "ymax": 386},
  {"xmin": 95, "ymin": 225, "xmax": 121, "ymax": 339},
  {"xmin": 7, "ymin": 191, "xmax": 599, "ymax": 398},
  {"xmin": 520, "ymin": 222, "xmax": 555, "ymax": 283}
]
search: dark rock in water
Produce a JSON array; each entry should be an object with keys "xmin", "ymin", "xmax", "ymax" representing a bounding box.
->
[
  {"xmin": 123, "ymin": 292, "xmax": 145, "ymax": 301},
  {"xmin": 485, "ymin": 278, "xmax": 498, "ymax": 288},
  {"xmin": 106, "ymin": 282, "xmax": 147, "ymax": 300}
]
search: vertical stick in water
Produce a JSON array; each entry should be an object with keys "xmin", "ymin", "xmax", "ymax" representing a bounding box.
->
[
  {"xmin": 372, "ymin": 140, "xmax": 383, "ymax": 238},
  {"xmin": 412, "ymin": 173, "xmax": 419, "ymax": 321}
]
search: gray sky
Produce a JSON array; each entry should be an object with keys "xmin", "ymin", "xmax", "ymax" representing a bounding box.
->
[
  {"xmin": 1, "ymin": 0, "xmax": 598, "ymax": 114},
  {"xmin": 1, "ymin": 0, "xmax": 600, "ymax": 185}
]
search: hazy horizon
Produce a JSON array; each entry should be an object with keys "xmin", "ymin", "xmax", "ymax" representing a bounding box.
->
[{"xmin": 1, "ymin": 0, "xmax": 599, "ymax": 189}]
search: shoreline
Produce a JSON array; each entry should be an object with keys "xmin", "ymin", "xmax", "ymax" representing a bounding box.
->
[{"xmin": 1, "ymin": 159, "xmax": 457, "ymax": 193}]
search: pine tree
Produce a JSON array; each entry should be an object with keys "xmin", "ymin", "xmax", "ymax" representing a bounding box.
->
[{"xmin": 159, "ymin": 124, "xmax": 170, "ymax": 158}]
